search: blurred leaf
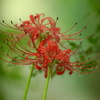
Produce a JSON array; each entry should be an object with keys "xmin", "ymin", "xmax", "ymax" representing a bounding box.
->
[
  {"xmin": 68, "ymin": 41, "xmax": 78, "ymax": 50},
  {"xmin": 86, "ymin": 47, "xmax": 93, "ymax": 54},
  {"xmin": 96, "ymin": 24, "xmax": 100, "ymax": 33},
  {"xmin": 0, "ymin": 93, "xmax": 5, "ymax": 100},
  {"xmin": 98, "ymin": 7, "xmax": 100, "ymax": 14},
  {"xmin": 88, "ymin": 37, "xmax": 99, "ymax": 43},
  {"xmin": 8, "ymin": 69, "xmax": 22, "ymax": 80},
  {"xmin": 0, "ymin": 64, "xmax": 5, "ymax": 76}
]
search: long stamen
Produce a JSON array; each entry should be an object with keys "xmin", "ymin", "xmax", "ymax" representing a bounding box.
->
[
  {"xmin": 62, "ymin": 22, "xmax": 78, "ymax": 34},
  {"xmin": 62, "ymin": 34, "xmax": 94, "ymax": 41},
  {"xmin": 0, "ymin": 20, "xmax": 18, "ymax": 30},
  {"xmin": 72, "ymin": 53, "xmax": 100, "ymax": 65}
]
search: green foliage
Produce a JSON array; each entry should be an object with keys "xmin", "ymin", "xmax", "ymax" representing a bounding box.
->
[
  {"xmin": 96, "ymin": 24, "xmax": 100, "ymax": 33},
  {"xmin": 88, "ymin": 36, "xmax": 99, "ymax": 43}
]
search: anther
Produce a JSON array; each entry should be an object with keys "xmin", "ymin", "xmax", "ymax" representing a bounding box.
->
[
  {"xmin": 80, "ymin": 41, "xmax": 83, "ymax": 44},
  {"xmin": 3, "ymin": 41, "xmax": 5, "ymax": 44},
  {"xmin": 1, "ymin": 46, "xmax": 3, "ymax": 49},
  {"xmin": 24, "ymin": 31, "xmax": 27, "ymax": 34},
  {"xmin": 16, "ymin": 36, "xmax": 19, "ymax": 39},
  {"xmin": 84, "ymin": 26, "xmax": 87, "ymax": 29},
  {"xmin": 57, "ymin": 17, "xmax": 58, "ymax": 20},
  {"xmin": 6, "ymin": 42, "xmax": 9, "ymax": 46},
  {"xmin": 7, "ymin": 53, "xmax": 9, "ymax": 56},
  {"xmin": 79, "ymin": 33, "xmax": 82, "ymax": 36},
  {"xmin": 75, "ymin": 22, "xmax": 78, "ymax": 25},
  {"xmin": 6, "ymin": 39, "xmax": 9, "ymax": 41},
  {"xmin": 11, "ymin": 35, "xmax": 13, "ymax": 38},
  {"xmin": 11, "ymin": 21, "xmax": 13, "ymax": 24},
  {"xmin": 91, "ymin": 34, "xmax": 95, "ymax": 37},
  {"xmin": 34, "ymin": 16, "xmax": 36, "ymax": 18},
  {"xmin": 29, "ymin": 35, "xmax": 31, "ymax": 38},
  {"xmin": 20, "ymin": 24, "xmax": 23, "ymax": 27},
  {"xmin": 19, "ymin": 18, "xmax": 22, "ymax": 21},
  {"xmin": 2, "ymin": 20, "xmax": 5, "ymax": 23},
  {"xmin": 88, "ymin": 57, "xmax": 91, "ymax": 60}
]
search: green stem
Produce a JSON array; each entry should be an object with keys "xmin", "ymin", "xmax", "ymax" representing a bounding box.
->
[
  {"xmin": 42, "ymin": 67, "xmax": 51, "ymax": 100},
  {"xmin": 22, "ymin": 65, "xmax": 34, "ymax": 100}
]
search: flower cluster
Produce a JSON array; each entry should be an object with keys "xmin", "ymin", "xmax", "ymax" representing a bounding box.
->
[{"xmin": 0, "ymin": 13, "xmax": 100, "ymax": 77}]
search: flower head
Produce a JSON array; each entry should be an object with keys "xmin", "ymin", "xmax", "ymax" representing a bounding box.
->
[
  {"xmin": 0, "ymin": 13, "xmax": 100, "ymax": 78},
  {"xmin": 15, "ymin": 13, "xmax": 61, "ymax": 44},
  {"xmin": 34, "ymin": 40, "xmax": 72, "ymax": 77}
]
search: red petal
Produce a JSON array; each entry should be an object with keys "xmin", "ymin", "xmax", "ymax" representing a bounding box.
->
[
  {"xmin": 35, "ymin": 65, "xmax": 41, "ymax": 70},
  {"xmin": 56, "ymin": 66, "xmax": 65, "ymax": 75},
  {"xmin": 69, "ymin": 71, "xmax": 73, "ymax": 75}
]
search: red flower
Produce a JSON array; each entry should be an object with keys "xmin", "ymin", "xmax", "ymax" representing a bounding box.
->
[
  {"xmin": 15, "ymin": 13, "xmax": 61, "ymax": 44},
  {"xmin": 1, "ymin": 13, "xmax": 91, "ymax": 45},
  {"xmin": 34, "ymin": 40, "xmax": 72, "ymax": 77},
  {"xmin": 0, "ymin": 13, "xmax": 100, "ymax": 78}
]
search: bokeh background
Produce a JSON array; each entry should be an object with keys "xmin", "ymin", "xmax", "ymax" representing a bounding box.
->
[{"xmin": 0, "ymin": 0, "xmax": 100, "ymax": 100}]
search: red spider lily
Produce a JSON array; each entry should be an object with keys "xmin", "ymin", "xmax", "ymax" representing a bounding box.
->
[
  {"xmin": 0, "ymin": 14, "xmax": 60, "ymax": 44},
  {"xmin": 0, "ymin": 35, "xmax": 100, "ymax": 77},
  {"xmin": 0, "ymin": 14, "xmax": 100, "ymax": 78},
  {"xmin": 35, "ymin": 40, "xmax": 72, "ymax": 77},
  {"xmin": 34, "ymin": 40, "xmax": 100, "ymax": 77},
  {"xmin": 0, "ymin": 13, "xmax": 93, "ymax": 45}
]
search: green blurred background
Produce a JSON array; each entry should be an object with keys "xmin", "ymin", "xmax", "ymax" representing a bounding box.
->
[{"xmin": 0, "ymin": 0, "xmax": 100, "ymax": 100}]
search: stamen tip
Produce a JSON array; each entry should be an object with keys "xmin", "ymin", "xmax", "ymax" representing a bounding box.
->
[
  {"xmin": 24, "ymin": 31, "xmax": 27, "ymax": 34},
  {"xmin": 57, "ymin": 17, "xmax": 58, "ymax": 20},
  {"xmin": 11, "ymin": 21, "xmax": 13, "ymax": 24},
  {"xmin": 75, "ymin": 22, "xmax": 78, "ymax": 25},
  {"xmin": 2, "ymin": 20, "xmax": 4, "ymax": 23},
  {"xmin": 79, "ymin": 33, "xmax": 82, "ymax": 36},
  {"xmin": 3, "ymin": 41, "xmax": 5, "ymax": 44},
  {"xmin": 80, "ymin": 41, "xmax": 83, "ymax": 44},
  {"xmin": 92, "ymin": 34, "xmax": 95, "ymax": 37},
  {"xmin": 84, "ymin": 26, "xmax": 87, "ymax": 28},
  {"xmin": 19, "ymin": 18, "xmax": 22, "ymax": 21}
]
